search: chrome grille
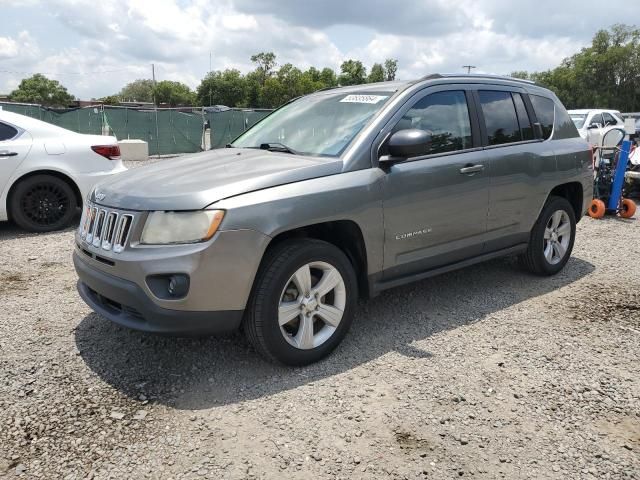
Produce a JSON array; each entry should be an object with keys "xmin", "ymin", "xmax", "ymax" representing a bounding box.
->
[{"xmin": 79, "ymin": 203, "xmax": 134, "ymax": 253}]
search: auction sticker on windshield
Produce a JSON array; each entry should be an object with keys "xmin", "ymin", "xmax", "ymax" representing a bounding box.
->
[{"xmin": 340, "ymin": 94, "xmax": 388, "ymax": 104}]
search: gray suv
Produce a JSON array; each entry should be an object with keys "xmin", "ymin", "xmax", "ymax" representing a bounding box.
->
[{"xmin": 74, "ymin": 74, "xmax": 593, "ymax": 365}]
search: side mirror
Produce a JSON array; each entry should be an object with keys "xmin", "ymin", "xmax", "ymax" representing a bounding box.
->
[
  {"xmin": 381, "ymin": 129, "xmax": 432, "ymax": 162},
  {"xmin": 587, "ymin": 122, "xmax": 601, "ymax": 130}
]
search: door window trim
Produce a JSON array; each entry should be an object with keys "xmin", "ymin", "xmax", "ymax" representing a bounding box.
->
[
  {"xmin": 471, "ymin": 87, "xmax": 545, "ymax": 149},
  {"xmin": 372, "ymin": 84, "xmax": 481, "ymax": 165}
]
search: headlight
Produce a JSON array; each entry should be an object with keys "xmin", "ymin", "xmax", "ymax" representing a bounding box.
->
[{"xmin": 140, "ymin": 210, "xmax": 225, "ymax": 245}]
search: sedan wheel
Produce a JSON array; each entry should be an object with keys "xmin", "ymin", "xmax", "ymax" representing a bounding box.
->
[{"xmin": 10, "ymin": 175, "xmax": 78, "ymax": 232}]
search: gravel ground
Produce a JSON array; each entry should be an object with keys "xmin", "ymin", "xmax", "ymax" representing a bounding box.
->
[{"xmin": 0, "ymin": 160, "xmax": 639, "ymax": 479}]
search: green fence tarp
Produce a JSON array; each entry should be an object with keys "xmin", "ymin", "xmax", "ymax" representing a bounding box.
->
[
  {"xmin": 1, "ymin": 102, "xmax": 272, "ymax": 154},
  {"xmin": 208, "ymin": 109, "xmax": 271, "ymax": 148}
]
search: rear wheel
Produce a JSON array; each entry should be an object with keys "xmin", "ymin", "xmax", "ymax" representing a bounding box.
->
[
  {"xmin": 519, "ymin": 196, "xmax": 576, "ymax": 276},
  {"xmin": 243, "ymin": 239, "xmax": 358, "ymax": 366},
  {"xmin": 619, "ymin": 198, "xmax": 636, "ymax": 219},
  {"xmin": 9, "ymin": 175, "xmax": 78, "ymax": 232}
]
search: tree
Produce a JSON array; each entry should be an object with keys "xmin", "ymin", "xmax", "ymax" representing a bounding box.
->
[
  {"xmin": 153, "ymin": 80, "xmax": 196, "ymax": 106},
  {"xmin": 338, "ymin": 60, "xmax": 367, "ymax": 86},
  {"xmin": 97, "ymin": 95, "xmax": 120, "ymax": 105},
  {"xmin": 521, "ymin": 24, "xmax": 640, "ymax": 111},
  {"xmin": 9, "ymin": 74, "xmax": 75, "ymax": 107},
  {"xmin": 251, "ymin": 52, "xmax": 277, "ymax": 86},
  {"xmin": 368, "ymin": 63, "xmax": 385, "ymax": 83},
  {"xmin": 196, "ymin": 69, "xmax": 247, "ymax": 107},
  {"xmin": 509, "ymin": 71, "xmax": 531, "ymax": 80},
  {"xmin": 384, "ymin": 59, "xmax": 398, "ymax": 81},
  {"xmin": 119, "ymin": 79, "xmax": 155, "ymax": 103},
  {"xmin": 319, "ymin": 67, "xmax": 337, "ymax": 87}
]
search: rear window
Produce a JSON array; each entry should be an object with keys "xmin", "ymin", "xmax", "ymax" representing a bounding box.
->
[
  {"xmin": 0, "ymin": 122, "xmax": 18, "ymax": 141},
  {"xmin": 530, "ymin": 95, "xmax": 555, "ymax": 139},
  {"xmin": 478, "ymin": 91, "xmax": 521, "ymax": 146}
]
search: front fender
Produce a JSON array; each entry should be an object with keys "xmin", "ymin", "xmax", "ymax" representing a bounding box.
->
[{"xmin": 214, "ymin": 168, "xmax": 386, "ymax": 276}]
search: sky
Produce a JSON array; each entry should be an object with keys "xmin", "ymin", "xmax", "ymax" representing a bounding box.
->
[{"xmin": 0, "ymin": 0, "xmax": 634, "ymax": 100}]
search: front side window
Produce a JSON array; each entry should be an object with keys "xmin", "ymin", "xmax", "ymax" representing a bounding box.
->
[
  {"xmin": 232, "ymin": 91, "xmax": 393, "ymax": 157},
  {"xmin": 603, "ymin": 112, "xmax": 618, "ymax": 126},
  {"xmin": 530, "ymin": 95, "xmax": 555, "ymax": 140},
  {"xmin": 0, "ymin": 122, "xmax": 18, "ymax": 141},
  {"xmin": 590, "ymin": 113, "xmax": 604, "ymax": 127},
  {"xmin": 478, "ymin": 90, "xmax": 521, "ymax": 145},
  {"xmin": 391, "ymin": 90, "xmax": 472, "ymax": 157}
]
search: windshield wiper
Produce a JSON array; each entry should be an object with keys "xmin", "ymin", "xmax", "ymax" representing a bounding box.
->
[{"xmin": 258, "ymin": 142, "xmax": 299, "ymax": 155}]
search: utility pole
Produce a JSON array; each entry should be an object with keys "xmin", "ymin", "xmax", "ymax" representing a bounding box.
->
[
  {"xmin": 151, "ymin": 63, "xmax": 160, "ymax": 157},
  {"xmin": 209, "ymin": 51, "xmax": 212, "ymax": 107},
  {"xmin": 462, "ymin": 65, "xmax": 476, "ymax": 74}
]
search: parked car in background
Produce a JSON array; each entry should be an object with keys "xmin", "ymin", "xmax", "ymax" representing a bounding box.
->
[
  {"xmin": 568, "ymin": 109, "xmax": 624, "ymax": 145},
  {"xmin": 74, "ymin": 74, "xmax": 592, "ymax": 366},
  {"xmin": 0, "ymin": 110, "xmax": 126, "ymax": 232}
]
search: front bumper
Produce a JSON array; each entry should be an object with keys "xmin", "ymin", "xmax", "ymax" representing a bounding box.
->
[{"xmin": 74, "ymin": 251, "xmax": 242, "ymax": 335}]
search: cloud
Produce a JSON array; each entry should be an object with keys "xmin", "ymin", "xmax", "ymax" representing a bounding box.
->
[{"xmin": 0, "ymin": 0, "xmax": 633, "ymax": 99}]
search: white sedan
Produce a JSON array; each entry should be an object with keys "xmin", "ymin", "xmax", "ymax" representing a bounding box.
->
[
  {"xmin": 568, "ymin": 109, "xmax": 625, "ymax": 146},
  {"xmin": 0, "ymin": 110, "xmax": 126, "ymax": 232}
]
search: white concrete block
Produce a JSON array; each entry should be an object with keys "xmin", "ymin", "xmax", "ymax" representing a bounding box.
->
[{"xmin": 118, "ymin": 139, "xmax": 148, "ymax": 161}]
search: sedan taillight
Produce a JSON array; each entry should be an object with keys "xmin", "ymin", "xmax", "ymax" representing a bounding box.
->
[{"xmin": 92, "ymin": 145, "xmax": 121, "ymax": 160}]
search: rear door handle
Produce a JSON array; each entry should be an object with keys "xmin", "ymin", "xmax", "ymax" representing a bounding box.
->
[
  {"xmin": 459, "ymin": 164, "xmax": 484, "ymax": 175},
  {"xmin": 0, "ymin": 151, "xmax": 18, "ymax": 157}
]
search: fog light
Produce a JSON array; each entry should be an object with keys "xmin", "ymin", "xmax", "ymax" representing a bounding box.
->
[
  {"xmin": 146, "ymin": 274, "xmax": 190, "ymax": 300},
  {"xmin": 168, "ymin": 275, "xmax": 189, "ymax": 297}
]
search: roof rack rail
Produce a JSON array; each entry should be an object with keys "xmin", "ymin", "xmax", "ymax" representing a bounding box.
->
[{"xmin": 418, "ymin": 73, "xmax": 536, "ymax": 85}]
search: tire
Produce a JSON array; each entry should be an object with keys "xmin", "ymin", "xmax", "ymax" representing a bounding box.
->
[
  {"xmin": 243, "ymin": 239, "xmax": 358, "ymax": 366},
  {"xmin": 588, "ymin": 199, "xmax": 606, "ymax": 219},
  {"xmin": 519, "ymin": 196, "xmax": 576, "ymax": 276},
  {"xmin": 9, "ymin": 175, "xmax": 78, "ymax": 232},
  {"xmin": 619, "ymin": 198, "xmax": 636, "ymax": 219}
]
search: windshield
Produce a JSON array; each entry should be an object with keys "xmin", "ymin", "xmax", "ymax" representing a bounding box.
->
[
  {"xmin": 231, "ymin": 91, "xmax": 392, "ymax": 157},
  {"xmin": 570, "ymin": 114, "xmax": 587, "ymax": 129}
]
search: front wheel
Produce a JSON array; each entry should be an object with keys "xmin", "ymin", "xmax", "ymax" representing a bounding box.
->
[
  {"xmin": 9, "ymin": 175, "xmax": 78, "ymax": 232},
  {"xmin": 243, "ymin": 239, "xmax": 358, "ymax": 366},
  {"xmin": 519, "ymin": 196, "xmax": 576, "ymax": 276}
]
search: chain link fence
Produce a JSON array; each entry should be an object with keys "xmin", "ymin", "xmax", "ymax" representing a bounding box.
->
[{"xmin": 0, "ymin": 102, "xmax": 272, "ymax": 155}]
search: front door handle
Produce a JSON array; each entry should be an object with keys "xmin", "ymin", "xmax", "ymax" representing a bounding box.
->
[
  {"xmin": 459, "ymin": 164, "xmax": 484, "ymax": 175},
  {"xmin": 0, "ymin": 151, "xmax": 18, "ymax": 157}
]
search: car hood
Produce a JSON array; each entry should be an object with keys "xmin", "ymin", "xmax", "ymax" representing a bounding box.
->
[{"xmin": 91, "ymin": 148, "xmax": 343, "ymax": 211}]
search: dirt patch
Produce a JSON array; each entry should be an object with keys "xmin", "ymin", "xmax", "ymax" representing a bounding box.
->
[
  {"xmin": 565, "ymin": 285, "xmax": 640, "ymax": 327},
  {"xmin": 0, "ymin": 271, "xmax": 27, "ymax": 294}
]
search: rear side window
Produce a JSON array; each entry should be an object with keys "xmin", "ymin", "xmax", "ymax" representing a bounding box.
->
[
  {"xmin": 0, "ymin": 122, "xmax": 18, "ymax": 141},
  {"xmin": 478, "ymin": 91, "xmax": 521, "ymax": 145},
  {"xmin": 392, "ymin": 90, "xmax": 472, "ymax": 156},
  {"xmin": 530, "ymin": 95, "xmax": 555, "ymax": 139},
  {"xmin": 512, "ymin": 93, "xmax": 534, "ymax": 140}
]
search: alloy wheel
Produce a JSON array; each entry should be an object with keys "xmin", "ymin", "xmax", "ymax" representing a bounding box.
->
[
  {"xmin": 543, "ymin": 210, "xmax": 571, "ymax": 265},
  {"xmin": 278, "ymin": 261, "xmax": 346, "ymax": 350}
]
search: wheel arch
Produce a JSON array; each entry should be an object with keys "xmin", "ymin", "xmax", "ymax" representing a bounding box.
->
[
  {"xmin": 548, "ymin": 182, "xmax": 583, "ymax": 222},
  {"xmin": 6, "ymin": 169, "xmax": 82, "ymax": 221},
  {"xmin": 263, "ymin": 220, "xmax": 370, "ymax": 299}
]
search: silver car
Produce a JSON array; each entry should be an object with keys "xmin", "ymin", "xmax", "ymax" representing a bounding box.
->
[{"xmin": 74, "ymin": 74, "xmax": 593, "ymax": 365}]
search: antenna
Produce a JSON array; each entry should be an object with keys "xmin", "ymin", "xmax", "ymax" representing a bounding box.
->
[{"xmin": 462, "ymin": 65, "xmax": 476, "ymax": 74}]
